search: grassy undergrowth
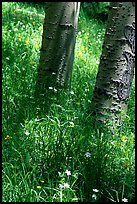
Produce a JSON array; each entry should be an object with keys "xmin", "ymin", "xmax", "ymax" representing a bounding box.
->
[{"xmin": 2, "ymin": 2, "xmax": 135, "ymax": 202}]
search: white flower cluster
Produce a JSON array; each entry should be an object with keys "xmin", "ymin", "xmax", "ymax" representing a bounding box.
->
[
  {"xmin": 59, "ymin": 183, "xmax": 70, "ymax": 189},
  {"xmin": 85, "ymin": 152, "xmax": 91, "ymax": 158},
  {"xmin": 48, "ymin": 86, "xmax": 57, "ymax": 93}
]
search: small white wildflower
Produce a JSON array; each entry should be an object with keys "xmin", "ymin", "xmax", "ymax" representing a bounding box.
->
[
  {"xmin": 93, "ymin": 189, "xmax": 99, "ymax": 193},
  {"xmin": 70, "ymin": 91, "xmax": 74, "ymax": 95},
  {"xmin": 78, "ymin": 31, "xmax": 81, "ymax": 35},
  {"xmin": 63, "ymin": 183, "xmax": 70, "ymax": 189},
  {"xmin": 59, "ymin": 184, "xmax": 64, "ymax": 189},
  {"xmin": 85, "ymin": 152, "xmax": 91, "ymax": 158},
  {"xmin": 92, "ymin": 194, "xmax": 97, "ymax": 200},
  {"xmin": 65, "ymin": 170, "xmax": 71, "ymax": 176},
  {"xmin": 66, "ymin": 156, "xmax": 72, "ymax": 161},
  {"xmin": 58, "ymin": 172, "xmax": 61, "ymax": 176},
  {"xmin": 53, "ymin": 88, "xmax": 57, "ymax": 93},
  {"xmin": 122, "ymin": 198, "xmax": 128, "ymax": 202},
  {"xmin": 52, "ymin": 72, "xmax": 56, "ymax": 75},
  {"xmin": 69, "ymin": 121, "xmax": 75, "ymax": 127},
  {"xmin": 48, "ymin": 86, "xmax": 57, "ymax": 93},
  {"xmin": 49, "ymin": 87, "xmax": 53, "ymax": 90},
  {"xmin": 24, "ymin": 130, "xmax": 30, "ymax": 135}
]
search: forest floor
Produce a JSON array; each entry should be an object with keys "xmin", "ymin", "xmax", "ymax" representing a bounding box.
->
[{"xmin": 2, "ymin": 2, "xmax": 135, "ymax": 202}]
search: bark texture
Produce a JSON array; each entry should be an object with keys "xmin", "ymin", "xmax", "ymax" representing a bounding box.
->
[
  {"xmin": 37, "ymin": 2, "xmax": 80, "ymax": 89},
  {"xmin": 91, "ymin": 2, "xmax": 135, "ymax": 121}
]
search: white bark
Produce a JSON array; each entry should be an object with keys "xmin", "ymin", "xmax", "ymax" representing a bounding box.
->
[
  {"xmin": 91, "ymin": 2, "xmax": 135, "ymax": 122},
  {"xmin": 37, "ymin": 2, "xmax": 81, "ymax": 90}
]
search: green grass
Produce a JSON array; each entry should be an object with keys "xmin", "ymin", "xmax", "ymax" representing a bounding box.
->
[{"xmin": 2, "ymin": 2, "xmax": 135, "ymax": 202}]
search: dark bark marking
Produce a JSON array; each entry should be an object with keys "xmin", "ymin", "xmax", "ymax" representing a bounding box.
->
[
  {"xmin": 124, "ymin": 23, "xmax": 135, "ymax": 53},
  {"xmin": 117, "ymin": 22, "xmax": 135, "ymax": 101}
]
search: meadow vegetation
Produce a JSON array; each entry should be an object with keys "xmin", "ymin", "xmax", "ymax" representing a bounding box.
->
[{"xmin": 2, "ymin": 2, "xmax": 135, "ymax": 202}]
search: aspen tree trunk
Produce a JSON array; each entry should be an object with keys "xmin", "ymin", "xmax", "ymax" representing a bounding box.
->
[
  {"xmin": 91, "ymin": 2, "xmax": 135, "ymax": 122},
  {"xmin": 37, "ymin": 2, "xmax": 80, "ymax": 90}
]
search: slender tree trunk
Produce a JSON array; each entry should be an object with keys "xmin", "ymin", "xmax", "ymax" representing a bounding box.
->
[
  {"xmin": 91, "ymin": 2, "xmax": 135, "ymax": 122},
  {"xmin": 37, "ymin": 2, "xmax": 80, "ymax": 90}
]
